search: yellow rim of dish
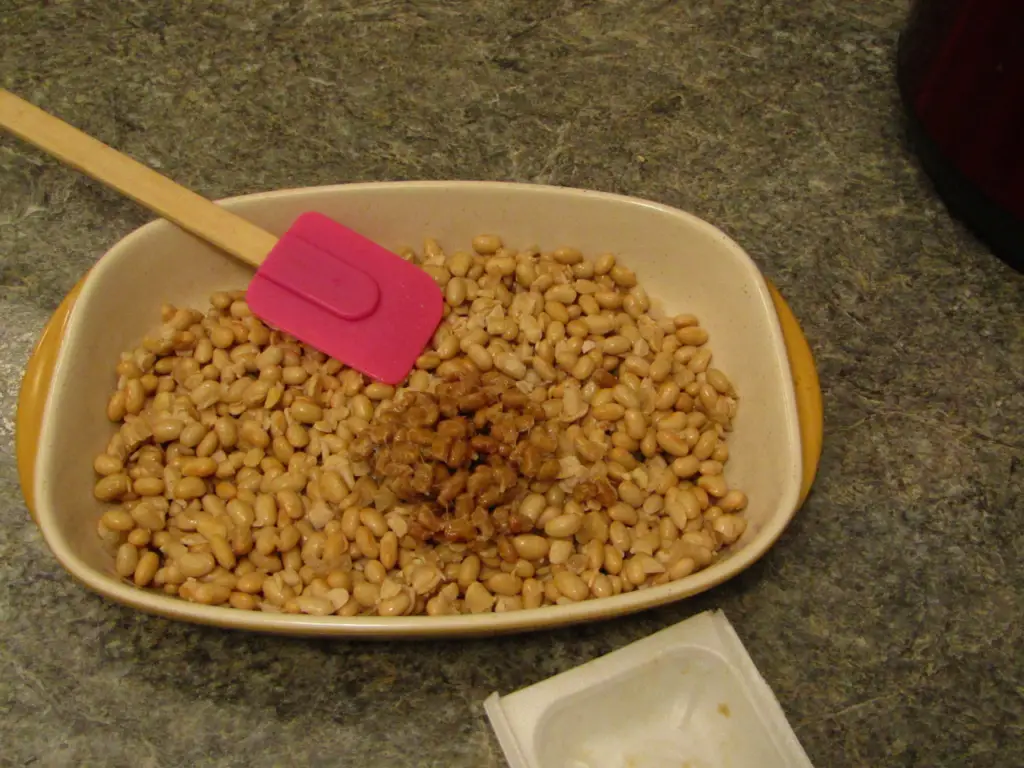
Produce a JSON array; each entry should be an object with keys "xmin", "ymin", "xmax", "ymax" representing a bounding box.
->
[{"xmin": 15, "ymin": 275, "xmax": 824, "ymax": 524}]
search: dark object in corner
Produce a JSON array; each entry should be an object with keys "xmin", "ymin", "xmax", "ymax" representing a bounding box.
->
[{"xmin": 897, "ymin": 0, "xmax": 1024, "ymax": 272}]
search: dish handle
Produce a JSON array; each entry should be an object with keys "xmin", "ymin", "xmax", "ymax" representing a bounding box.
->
[
  {"xmin": 15, "ymin": 277, "xmax": 823, "ymax": 522},
  {"xmin": 16, "ymin": 277, "xmax": 86, "ymax": 522},
  {"xmin": 767, "ymin": 283, "xmax": 823, "ymax": 507}
]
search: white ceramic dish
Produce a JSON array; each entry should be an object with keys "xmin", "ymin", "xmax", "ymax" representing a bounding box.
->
[{"xmin": 17, "ymin": 181, "xmax": 822, "ymax": 637}]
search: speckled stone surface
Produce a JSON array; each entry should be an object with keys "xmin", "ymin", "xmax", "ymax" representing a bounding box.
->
[{"xmin": 1, "ymin": 1, "xmax": 1022, "ymax": 766}]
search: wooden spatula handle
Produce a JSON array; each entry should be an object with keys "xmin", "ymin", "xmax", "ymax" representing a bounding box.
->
[{"xmin": 0, "ymin": 89, "xmax": 277, "ymax": 268}]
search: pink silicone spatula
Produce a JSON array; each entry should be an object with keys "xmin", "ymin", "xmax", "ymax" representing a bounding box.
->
[{"xmin": 0, "ymin": 90, "xmax": 443, "ymax": 385}]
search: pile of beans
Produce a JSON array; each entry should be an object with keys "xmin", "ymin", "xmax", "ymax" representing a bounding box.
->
[{"xmin": 92, "ymin": 235, "xmax": 747, "ymax": 617}]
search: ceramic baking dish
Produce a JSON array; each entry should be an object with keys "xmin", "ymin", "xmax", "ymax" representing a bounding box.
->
[{"xmin": 17, "ymin": 181, "xmax": 822, "ymax": 638}]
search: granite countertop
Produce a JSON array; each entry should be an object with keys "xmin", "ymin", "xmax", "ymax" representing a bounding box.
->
[{"xmin": 2, "ymin": 1, "xmax": 1021, "ymax": 766}]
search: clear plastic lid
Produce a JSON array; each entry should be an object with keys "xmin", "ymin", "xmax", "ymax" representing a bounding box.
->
[{"xmin": 484, "ymin": 610, "xmax": 814, "ymax": 768}]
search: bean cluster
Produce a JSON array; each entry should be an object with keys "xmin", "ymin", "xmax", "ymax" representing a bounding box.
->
[{"xmin": 92, "ymin": 235, "xmax": 746, "ymax": 616}]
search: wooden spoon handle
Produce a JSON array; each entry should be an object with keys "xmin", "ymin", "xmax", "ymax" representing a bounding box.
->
[{"xmin": 0, "ymin": 89, "xmax": 276, "ymax": 268}]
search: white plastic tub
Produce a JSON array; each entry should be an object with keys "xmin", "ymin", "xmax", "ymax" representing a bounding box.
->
[{"xmin": 485, "ymin": 610, "xmax": 814, "ymax": 767}]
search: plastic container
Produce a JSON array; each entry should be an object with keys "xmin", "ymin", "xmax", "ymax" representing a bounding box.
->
[{"xmin": 485, "ymin": 610, "xmax": 814, "ymax": 767}]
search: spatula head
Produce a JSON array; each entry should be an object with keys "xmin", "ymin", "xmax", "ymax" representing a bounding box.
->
[{"xmin": 246, "ymin": 213, "xmax": 443, "ymax": 384}]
